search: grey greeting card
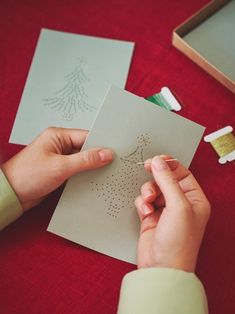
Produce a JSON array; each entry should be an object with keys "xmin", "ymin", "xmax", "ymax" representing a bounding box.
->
[
  {"xmin": 10, "ymin": 29, "xmax": 134, "ymax": 145},
  {"xmin": 48, "ymin": 85, "xmax": 205, "ymax": 264}
]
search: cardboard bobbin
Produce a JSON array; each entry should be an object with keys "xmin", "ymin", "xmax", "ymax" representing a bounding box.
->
[
  {"xmin": 204, "ymin": 126, "xmax": 235, "ymax": 164},
  {"xmin": 146, "ymin": 87, "xmax": 182, "ymax": 111}
]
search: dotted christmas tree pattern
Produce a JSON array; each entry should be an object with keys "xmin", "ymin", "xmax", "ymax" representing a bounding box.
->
[
  {"xmin": 43, "ymin": 59, "xmax": 95, "ymax": 121},
  {"xmin": 91, "ymin": 134, "xmax": 151, "ymax": 218}
]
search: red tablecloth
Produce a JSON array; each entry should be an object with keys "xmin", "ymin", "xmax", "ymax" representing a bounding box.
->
[{"xmin": 0, "ymin": 1, "xmax": 235, "ymax": 313}]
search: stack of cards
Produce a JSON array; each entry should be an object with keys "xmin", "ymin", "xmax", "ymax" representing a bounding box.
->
[{"xmin": 10, "ymin": 29, "xmax": 205, "ymax": 264}]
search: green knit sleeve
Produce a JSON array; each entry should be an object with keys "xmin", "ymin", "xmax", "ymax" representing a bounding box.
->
[
  {"xmin": 118, "ymin": 268, "xmax": 208, "ymax": 314},
  {"xmin": 0, "ymin": 168, "xmax": 23, "ymax": 230}
]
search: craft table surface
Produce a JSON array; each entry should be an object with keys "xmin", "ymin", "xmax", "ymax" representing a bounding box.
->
[{"xmin": 0, "ymin": 1, "xmax": 234, "ymax": 313}]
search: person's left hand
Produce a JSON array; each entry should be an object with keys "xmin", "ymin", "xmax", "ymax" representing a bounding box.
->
[{"xmin": 1, "ymin": 127, "xmax": 114, "ymax": 211}]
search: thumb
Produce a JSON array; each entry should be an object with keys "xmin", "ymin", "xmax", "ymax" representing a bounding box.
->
[
  {"xmin": 151, "ymin": 156, "xmax": 188, "ymax": 209},
  {"xmin": 61, "ymin": 148, "xmax": 114, "ymax": 178}
]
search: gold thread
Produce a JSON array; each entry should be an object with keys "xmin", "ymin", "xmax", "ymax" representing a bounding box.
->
[
  {"xmin": 136, "ymin": 158, "xmax": 177, "ymax": 165},
  {"xmin": 211, "ymin": 132, "xmax": 235, "ymax": 157}
]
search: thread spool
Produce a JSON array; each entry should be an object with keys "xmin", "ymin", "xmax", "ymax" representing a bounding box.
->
[
  {"xmin": 146, "ymin": 87, "xmax": 182, "ymax": 111},
  {"xmin": 204, "ymin": 126, "xmax": 235, "ymax": 164}
]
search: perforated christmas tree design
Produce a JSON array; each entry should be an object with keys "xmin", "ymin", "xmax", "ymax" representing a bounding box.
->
[
  {"xmin": 91, "ymin": 134, "xmax": 151, "ymax": 218},
  {"xmin": 43, "ymin": 61, "xmax": 95, "ymax": 121}
]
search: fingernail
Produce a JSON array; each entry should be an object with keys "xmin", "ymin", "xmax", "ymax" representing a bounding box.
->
[
  {"xmin": 144, "ymin": 158, "xmax": 152, "ymax": 165},
  {"xmin": 141, "ymin": 204, "xmax": 152, "ymax": 216},
  {"xmin": 143, "ymin": 189, "xmax": 153, "ymax": 199},
  {"xmin": 152, "ymin": 156, "xmax": 168, "ymax": 170},
  {"xmin": 99, "ymin": 149, "xmax": 113, "ymax": 163}
]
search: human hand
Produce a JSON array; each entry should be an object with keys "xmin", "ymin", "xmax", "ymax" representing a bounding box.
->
[
  {"xmin": 1, "ymin": 127, "xmax": 113, "ymax": 211},
  {"xmin": 135, "ymin": 156, "xmax": 210, "ymax": 272}
]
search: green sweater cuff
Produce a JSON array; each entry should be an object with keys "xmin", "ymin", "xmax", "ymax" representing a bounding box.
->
[
  {"xmin": 0, "ymin": 168, "xmax": 23, "ymax": 230},
  {"xmin": 118, "ymin": 268, "xmax": 208, "ymax": 314}
]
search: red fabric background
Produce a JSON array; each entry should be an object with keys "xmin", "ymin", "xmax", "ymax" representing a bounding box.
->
[{"xmin": 0, "ymin": 0, "xmax": 235, "ymax": 313}]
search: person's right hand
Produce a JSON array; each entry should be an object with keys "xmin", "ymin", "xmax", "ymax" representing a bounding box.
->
[{"xmin": 135, "ymin": 156, "xmax": 211, "ymax": 272}]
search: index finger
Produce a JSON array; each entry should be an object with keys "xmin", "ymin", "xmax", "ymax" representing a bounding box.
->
[
  {"xmin": 150, "ymin": 156, "xmax": 189, "ymax": 210},
  {"xmin": 144, "ymin": 155, "xmax": 191, "ymax": 182},
  {"xmin": 50, "ymin": 127, "xmax": 89, "ymax": 153},
  {"xmin": 146, "ymin": 155, "xmax": 210, "ymax": 216}
]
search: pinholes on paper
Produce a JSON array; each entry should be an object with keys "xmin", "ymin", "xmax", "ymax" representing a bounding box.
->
[
  {"xmin": 43, "ymin": 58, "xmax": 96, "ymax": 121},
  {"xmin": 91, "ymin": 134, "xmax": 151, "ymax": 218}
]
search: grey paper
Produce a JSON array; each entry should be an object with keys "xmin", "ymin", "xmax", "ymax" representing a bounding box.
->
[
  {"xmin": 48, "ymin": 85, "xmax": 205, "ymax": 264},
  {"xmin": 10, "ymin": 29, "xmax": 134, "ymax": 145},
  {"xmin": 184, "ymin": 0, "xmax": 235, "ymax": 81}
]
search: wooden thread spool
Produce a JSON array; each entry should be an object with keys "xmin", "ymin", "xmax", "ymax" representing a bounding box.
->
[{"xmin": 204, "ymin": 126, "xmax": 235, "ymax": 164}]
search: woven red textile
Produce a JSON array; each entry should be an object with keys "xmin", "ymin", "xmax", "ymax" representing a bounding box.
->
[{"xmin": 0, "ymin": 1, "xmax": 235, "ymax": 313}]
